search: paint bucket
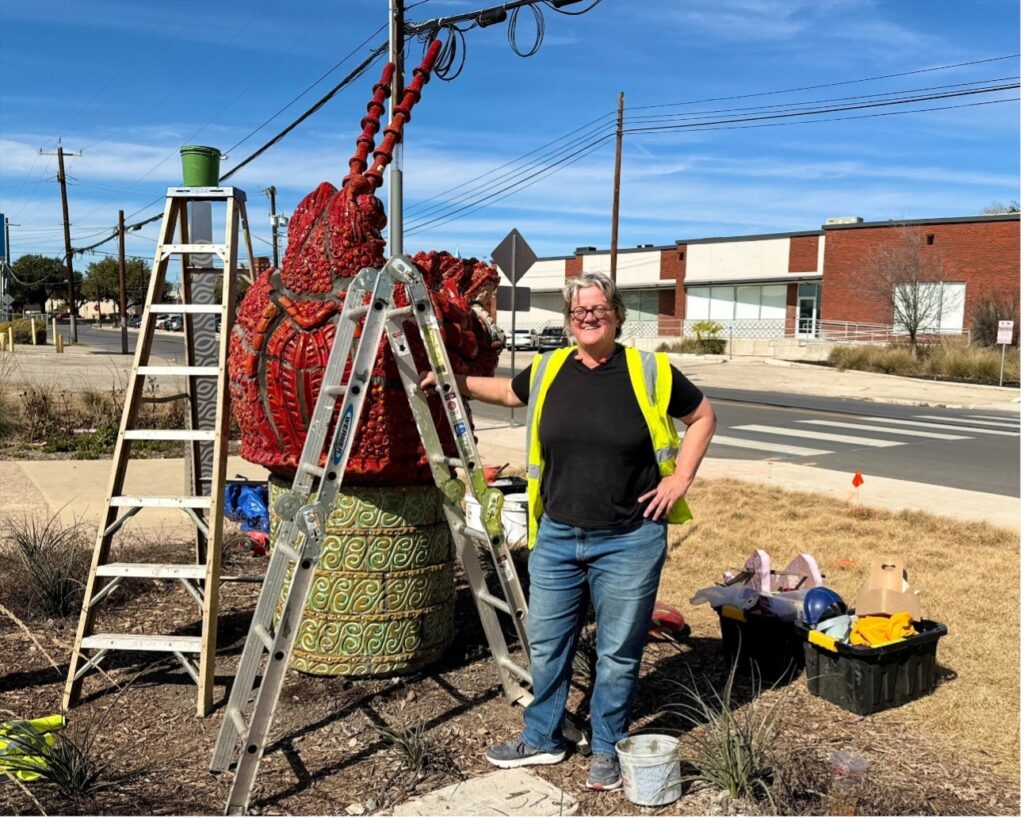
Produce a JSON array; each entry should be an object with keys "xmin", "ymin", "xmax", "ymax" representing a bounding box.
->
[
  {"xmin": 180, "ymin": 145, "xmax": 222, "ymax": 187},
  {"xmin": 465, "ymin": 491, "xmax": 529, "ymax": 546},
  {"xmin": 615, "ymin": 734, "xmax": 682, "ymax": 806}
]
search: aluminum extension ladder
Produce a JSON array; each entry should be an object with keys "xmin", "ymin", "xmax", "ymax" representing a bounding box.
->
[
  {"xmin": 210, "ymin": 254, "xmax": 588, "ymax": 815},
  {"xmin": 64, "ymin": 186, "xmax": 254, "ymax": 717}
]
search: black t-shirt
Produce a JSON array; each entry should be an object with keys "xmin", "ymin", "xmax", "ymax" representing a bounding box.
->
[{"xmin": 510, "ymin": 345, "xmax": 703, "ymax": 529}]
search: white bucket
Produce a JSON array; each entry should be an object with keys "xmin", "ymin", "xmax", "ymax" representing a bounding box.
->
[
  {"xmin": 615, "ymin": 734, "xmax": 681, "ymax": 806},
  {"xmin": 464, "ymin": 492, "xmax": 529, "ymax": 546}
]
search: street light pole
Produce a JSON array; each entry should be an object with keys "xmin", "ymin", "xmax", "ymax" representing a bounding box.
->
[{"xmin": 388, "ymin": 0, "xmax": 405, "ymax": 257}]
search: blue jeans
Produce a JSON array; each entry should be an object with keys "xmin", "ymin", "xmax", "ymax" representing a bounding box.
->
[{"xmin": 521, "ymin": 514, "xmax": 667, "ymax": 757}]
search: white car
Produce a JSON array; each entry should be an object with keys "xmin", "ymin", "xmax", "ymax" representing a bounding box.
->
[{"xmin": 505, "ymin": 329, "xmax": 534, "ymax": 350}]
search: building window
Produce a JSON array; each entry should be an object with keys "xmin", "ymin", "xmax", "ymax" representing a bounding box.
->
[
  {"xmin": 685, "ymin": 283, "xmax": 792, "ymax": 320},
  {"xmin": 926, "ymin": 234, "xmax": 935, "ymax": 245},
  {"xmin": 892, "ymin": 281, "xmax": 966, "ymax": 332}
]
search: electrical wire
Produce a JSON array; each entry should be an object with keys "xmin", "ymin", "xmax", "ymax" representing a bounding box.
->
[
  {"xmin": 630, "ymin": 53, "xmax": 1020, "ymax": 111},
  {"xmin": 508, "ymin": 4, "xmax": 544, "ymax": 57},
  {"xmin": 543, "ymin": 0, "xmax": 604, "ymax": 15}
]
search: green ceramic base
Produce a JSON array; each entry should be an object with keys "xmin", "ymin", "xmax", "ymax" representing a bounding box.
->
[{"xmin": 270, "ymin": 477, "xmax": 455, "ymax": 676}]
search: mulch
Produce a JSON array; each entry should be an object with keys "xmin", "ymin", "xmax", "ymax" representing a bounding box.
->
[{"xmin": 0, "ymin": 540, "xmax": 1019, "ymax": 816}]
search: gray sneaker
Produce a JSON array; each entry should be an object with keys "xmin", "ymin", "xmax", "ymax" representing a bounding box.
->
[
  {"xmin": 485, "ymin": 737, "xmax": 566, "ymax": 769},
  {"xmin": 586, "ymin": 754, "xmax": 622, "ymax": 791}
]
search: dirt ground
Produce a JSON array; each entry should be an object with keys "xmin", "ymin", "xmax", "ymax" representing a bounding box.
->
[{"xmin": 0, "ymin": 485, "xmax": 1020, "ymax": 816}]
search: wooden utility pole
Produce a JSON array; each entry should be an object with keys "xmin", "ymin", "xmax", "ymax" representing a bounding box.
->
[
  {"xmin": 118, "ymin": 210, "xmax": 128, "ymax": 354},
  {"xmin": 609, "ymin": 91, "xmax": 624, "ymax": 283},
  {"xmin": 41, "ymin": 143, "xmax": 83, "ymax": 342}
]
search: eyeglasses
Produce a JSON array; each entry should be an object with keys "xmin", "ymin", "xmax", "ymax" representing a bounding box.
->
[{"xmin": 570, "ymin": 305, "xmax": 612, "ymax": 321}]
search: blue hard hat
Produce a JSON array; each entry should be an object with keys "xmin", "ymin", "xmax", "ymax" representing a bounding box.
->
[{"xmin": 803, "ymin": 587, "xmax": 847, "ymax": 627}]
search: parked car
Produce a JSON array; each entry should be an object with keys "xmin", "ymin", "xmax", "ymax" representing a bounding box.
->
[
  {"xmin": 504, "ymin": 328, "xmax": 534, "ymax": 351},
  {"xmin": 55, "ymin": 312, "xmax": 71, "ymax": 321},
  {"xmin": 536, "ymin": 325, "xmax": 569, "ymax": 351},
  {"xmin": 127, "ymin": 315, "xmax": 142, "ymax": 328},
  {"xmin": 164, "ymin": 316, "xmax": 184, "ymax": 331}
]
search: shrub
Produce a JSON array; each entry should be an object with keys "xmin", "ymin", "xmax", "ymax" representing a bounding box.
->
[
  {"xmin": 656, "ymin": 338, "xmax": 727, "ymax": 355},
  {"xmin": 5, "ymin": 512, "xmax": 92, "ymax": 618},
  {"xmin": 662, "ymin": 660, "xmax": 785, "ymax": 808},
  {"xmin": 970, "ymin": 295, "xmax": 1019, "ymax": 347},
  {"xmin": 0, "ymin": 318, "xmax": 47, "ymax": 345},
  {"xmin": 829, "ymin": 340, "xmax": 1019, "ymax": 384}
]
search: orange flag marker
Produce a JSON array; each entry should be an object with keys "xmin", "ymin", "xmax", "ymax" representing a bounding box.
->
[{"xmin": 852, "ymin": 471, "xmax": 864, "ymax": 487}]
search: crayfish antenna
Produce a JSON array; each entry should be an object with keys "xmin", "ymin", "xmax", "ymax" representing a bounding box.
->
[
  {"xmin": 364, "ymin": 38, "xmax": 443, "ymax": 190},
  {"xmin": 343, "ymin": 62, "xmax": 396, "ymax": 189}
]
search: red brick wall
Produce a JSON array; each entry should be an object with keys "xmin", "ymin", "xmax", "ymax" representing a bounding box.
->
[
  {"xmin": 820, "ymin": 219, "xmax": 1020, "ymax": 327},
  {"xmin": 673, "ymin": 244, "xmax": 687, "ymax": 323},
  {"xmin": 660, "ymin": 248, "xmax": 685, "ymax": 333},
  {"xmin": 566, "ymin": 256, "xmax": 582, "ymax": 279},
  {"xmin": 788, "ymin": 235, "xmax": 819, "ymax": 273},
  {"xmin": 785, "ymin": 283, "xmax": 798, "ymax": 336}
]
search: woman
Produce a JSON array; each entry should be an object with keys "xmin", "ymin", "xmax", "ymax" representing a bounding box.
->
[{"xmin": 424, "ymin": 272, "xmax": 716, "ymax": 790}]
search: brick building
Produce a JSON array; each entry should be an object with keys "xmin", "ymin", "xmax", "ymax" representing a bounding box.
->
[{"xmin": 501, "ymin": 213, "xmax": 1020, "ymax": 340}]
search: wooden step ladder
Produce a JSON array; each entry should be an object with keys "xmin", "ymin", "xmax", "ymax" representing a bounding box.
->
[{"xmin": 64, "ymin": 186, "xmax": 254, "ymax": 717}]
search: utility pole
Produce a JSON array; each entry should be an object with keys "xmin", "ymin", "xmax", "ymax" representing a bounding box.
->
[
  {"xmin": 41, "ymin": 142, "xmax": 83, "ymax": 342},
  {"xmin": 609, "ymin": 91, "xmax": 624, "ymax": 283},
  {"xmin": 263, "ymin": 186, "xmax": 280, "ymax": 267},
  {"xmin": 118, "ymin": 210, "xmax": 129, "ymax": 354},
  {"xmin": 388, "ymin": 0, "xmax": 405, "ymax": 257}
]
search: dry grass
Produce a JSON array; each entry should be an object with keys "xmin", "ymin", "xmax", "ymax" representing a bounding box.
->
[
  {"xmin": 662, "ymin": 478, "xmax": 1020, "ymax": 779},
  {"xmin": 828, "ymin": 338, "xmax": 1020, "ymax": 383}
]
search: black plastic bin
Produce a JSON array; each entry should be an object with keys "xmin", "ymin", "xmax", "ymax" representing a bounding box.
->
[
  {"xmin": 715, "ymin": 604, "xmax": 805, "ymax": 684},
  {"xmin": 797, "ymin": 619, "xmax": 948, "ymax": 715}
]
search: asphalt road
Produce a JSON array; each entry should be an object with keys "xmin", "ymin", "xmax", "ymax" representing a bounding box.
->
[
  {"xmin": 67, "ymin": 324, "xmax": 1020, "ymax": 497},
  {"xmin": 62, "ymin": 321, "xmax": 195, "ymax": 361},
  {"xmin": 477, "ymin": 363, "xmax": 1020, "ymax": 498}
]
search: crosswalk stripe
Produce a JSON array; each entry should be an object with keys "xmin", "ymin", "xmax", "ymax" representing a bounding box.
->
[
  {"xmin": 709, "ymin": 434, "xmax": 832, "ymax": 457},
  {"xmin": 800, "ymin": 420, "xmax": 970, "ymax": 440},
  {"xmin": 965, "ymin": 413, "xmax": 1020, "ymax": 422},
  {"xmin": 862, "ymin": 416, "xmax": 1019, "ymax": 437},
  {"xmin": 915, "ymin": 414, "xmax": 1020, "ymax": 429},
  {"xmin": 734, "ymin": 424, "xmax": 903, "ymax": 447}
]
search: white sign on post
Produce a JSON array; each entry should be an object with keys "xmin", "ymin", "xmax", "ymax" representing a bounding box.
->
[{"xmin": 997, "ymin": 320, "xmax": 1014, "ymax": 345}]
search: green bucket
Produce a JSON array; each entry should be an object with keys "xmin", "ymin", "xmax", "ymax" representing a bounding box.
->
[{"xmin": 179, "ymin": 145, "xmax": 222, "ymax": 187}]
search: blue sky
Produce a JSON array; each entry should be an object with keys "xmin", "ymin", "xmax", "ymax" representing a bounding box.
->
[{"xmin": 0, "ymin": 0, "xmax": 1019, "ymax": 269}]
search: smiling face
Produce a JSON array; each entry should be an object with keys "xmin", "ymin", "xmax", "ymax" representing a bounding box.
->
[{"xmin": 570, "ymin": 285, "xmax": 619, "ymax": 353}]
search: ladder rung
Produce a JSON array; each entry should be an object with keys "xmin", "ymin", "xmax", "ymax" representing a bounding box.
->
[
  {"xmin": 228, "ymin": 707, "xmax": 248, "ymax": 738},
  {"xmin": 124, "ymin": 429, "xmax": 217, "ymax": 441},
  {"xmin": 150, "ymin": 304, "xmax": 223, "ymax": 314},
  {"xmin": 111, "ymin": 496, "xmax": 213, "ymax": 509},
  {"xmin": 138, "ymin": 366, "xmax": 220, "ymax": 377},
  {"xmin": 161, "ymin": 243, "xmax": 227, "ymax": 256},
  {"xmin": 498, "ymin": 656, "xmax": 533, "ymax": 684},
  {"xmin": 478, "ymin": 590, "xmax": 512, "ymax": 616},
  {"xmin": 322, "ymin": 385, "xmax": 346, "ymax": 398},
  {"xmin": 253, "ymin": 623, "xmax": 275, "ymax": 653},
  {"xmin": 167, "ymin": 186, "xmax": 243, "ymax": 201},
  {"xmin": 81, "ymin": 634, "xmax": 202, "ymax": 653},
  {"xmin": 431, "ymin": 454, "xmax": 461, "ymax": 468},
  {"xmin": 96, "ymin": 563, "xmax": 206, "ymax": 580},
  {"xmin": 299, "ymin": 462, "xmax": 325, "ymax": 479}
]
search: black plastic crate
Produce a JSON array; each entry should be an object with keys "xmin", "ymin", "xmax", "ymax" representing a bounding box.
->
[
  {"xmin": 797, "ymin": 619, "xmax": 948, "ymax": 715},
  {"xmin": 715, "ymin": 605, "xmax": 804, "ymax": 684}
]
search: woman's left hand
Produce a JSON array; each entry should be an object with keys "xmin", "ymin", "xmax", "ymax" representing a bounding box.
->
[{"xmin": 638, "ymin": 473, "xmax": 693, "ymax": 520}]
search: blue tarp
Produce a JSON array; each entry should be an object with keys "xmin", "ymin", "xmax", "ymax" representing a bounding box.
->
[{"xmin": 224, "ymin": 481, "xmax": 269, "ymax": 533}]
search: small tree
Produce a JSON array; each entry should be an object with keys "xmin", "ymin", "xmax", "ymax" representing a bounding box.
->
[
  {"xmin": 970, "ymin": 295, "xmax": 1020, "ymax": 347},
  {"xmin": 864, "ymin": 226, "xmax": 945, "ymax": 351},
  {"xmin": 83, "ymin": 257, "xmax": 166, "ymax": 312},
  {"xmin": 981, "ymin": 201, "xmax": 1021, "ymax": 215},
  {"xmin": 9, "ymin": 254, "xmax": 67, "ymax": 311}
]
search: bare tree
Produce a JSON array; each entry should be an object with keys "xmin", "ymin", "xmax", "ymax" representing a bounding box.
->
[{"xmin": 864, "ymin": 226, "xmax": 945, "ymax": 351}]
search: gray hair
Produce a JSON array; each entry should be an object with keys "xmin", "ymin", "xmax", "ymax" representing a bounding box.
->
[{"xmin": 562, "ymin": 272, "xmax": 627, "ymax": 339}]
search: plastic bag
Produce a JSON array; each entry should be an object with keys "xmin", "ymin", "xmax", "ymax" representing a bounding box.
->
[{"xmin": 224, "ymin": 481, "xmax": 269, "ymax": 533}]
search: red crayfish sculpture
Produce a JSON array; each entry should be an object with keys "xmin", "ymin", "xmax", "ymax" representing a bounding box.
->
[{"xmin": 228, "ymin": 41, "xmax": 502, "ymax": 484}]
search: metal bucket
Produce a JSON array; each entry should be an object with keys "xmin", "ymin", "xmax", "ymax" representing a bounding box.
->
[{"xmin": 269, "ymin": 476, "xmax": 455, "ymax": 676}]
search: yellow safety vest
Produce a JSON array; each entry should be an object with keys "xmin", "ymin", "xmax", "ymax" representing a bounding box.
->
[{"xmin": 524, "ymin": 346, "xmax": 693, "ymax": 547}]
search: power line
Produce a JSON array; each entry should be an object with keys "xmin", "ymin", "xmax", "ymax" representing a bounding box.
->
[{"xmin": 630, "ymin": 53, "xmax": 1020, "ymax": 111}]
